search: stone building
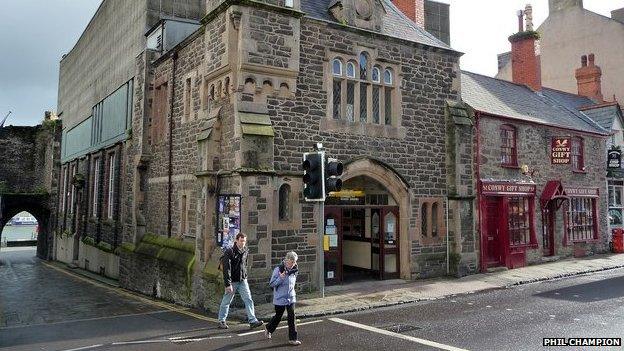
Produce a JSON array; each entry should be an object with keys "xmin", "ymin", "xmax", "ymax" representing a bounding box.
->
[
  {"xmin": 109, "ymin": 0, "xmax": 481, "ymax": 310},
  {"xmin": 462, "ymin": 13, "xmax": 610, "ymax": 271},
  {"xmin": 54, "ymin": 0, "xmax": 205, "ymax": 278},
  {"xmin": 497, "ymin": 0, "xmax": 624, "ymax": 102}
]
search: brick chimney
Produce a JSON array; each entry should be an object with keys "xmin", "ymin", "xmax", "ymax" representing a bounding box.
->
[
  {"xmin": 575, "ymin": 54, "xmax": 604, "ymax": 102},
  {"xmin": 393, "ymin": 0, "xmax": 425, "ymax": 27},
  {"xmin": 509, "ymin": 6, "xmax": 542, "ymax": 91}
]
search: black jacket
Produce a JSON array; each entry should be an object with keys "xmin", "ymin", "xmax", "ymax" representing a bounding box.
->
[{"xmin": 222, "ymin": 244, "xmax": 248, "ymax": 287}]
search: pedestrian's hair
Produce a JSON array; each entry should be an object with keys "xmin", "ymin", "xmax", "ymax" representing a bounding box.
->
[
  {"xmin": 236, "ymin": 232, "xmax": 247, "ymax": 240},
  {"xmin": 285, "ymin": 251, "xmax": 298, "ymax": 262}
]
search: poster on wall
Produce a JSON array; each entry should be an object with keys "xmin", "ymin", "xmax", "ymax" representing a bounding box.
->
[
  {"xmin": 216, "ymin": 194, "xmax": 242, "ymax": 250},
  {"xmin": 551, "ymin": 137, "xmax": 571, "ymax": 164}
]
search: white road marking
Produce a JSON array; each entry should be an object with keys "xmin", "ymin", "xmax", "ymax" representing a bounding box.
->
[
  {"xmin": 485, "ymin": 305, "xmax": 492, "ymax": 308},
  {"xmin": 329, "ymin": 318, "xmax": 470, "ymax": 351},
  {"xmin": 61, "ymin": 345, "xmax": 104, "ymax": 351},
  {"xmin": 112, "ymin": 340, "xmax": 170, "ymax": 345},
  {"xmin": 573, "ymin": 318, "xmax": 580, "ymax": 321},
  {"xmin": 237, "ymin": 320, "xmax": 323, "ymax": 336},
  {"xmin": 505, "ymin": 308, "xmax": 513, "ymax": 311}
]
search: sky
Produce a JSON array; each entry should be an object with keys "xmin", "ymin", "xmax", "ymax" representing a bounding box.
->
[{"xmin": 1, "ymin": 0, "xmax": 623, "ymax": 126}]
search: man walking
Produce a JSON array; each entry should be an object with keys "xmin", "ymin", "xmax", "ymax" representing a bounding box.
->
[{"xmin": 218, "ymin": 232, "xmax": 264, "ymax": 329}]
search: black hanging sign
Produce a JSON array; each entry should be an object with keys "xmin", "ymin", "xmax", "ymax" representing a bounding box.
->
[{"xmin": 608, "ymin": 149, "xmax": 621, "ymax": 169}]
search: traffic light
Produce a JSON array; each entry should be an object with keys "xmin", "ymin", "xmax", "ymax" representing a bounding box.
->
[
  {"xmin": 325, "ymin": 157, "xmax": 343, "ymax": 194},
  {"xmin": 302, "ymin": 151, "xmax": 325, "ymax": 201}
]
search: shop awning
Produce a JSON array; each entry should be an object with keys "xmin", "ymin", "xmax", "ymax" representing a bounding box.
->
[{"xmin": 541, "ymin": 180, "xmax": 568, "ymax": 209}]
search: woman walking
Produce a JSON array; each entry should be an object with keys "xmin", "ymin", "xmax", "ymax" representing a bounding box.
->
[{"xmin": 265, "ymin": 251, "xmax": 301, "ymax": 346}]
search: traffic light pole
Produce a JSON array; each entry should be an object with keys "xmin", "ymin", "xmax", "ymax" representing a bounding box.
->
[{"xmin": 318, "ymin": 200, "xmax": 325, "ymax": 298}]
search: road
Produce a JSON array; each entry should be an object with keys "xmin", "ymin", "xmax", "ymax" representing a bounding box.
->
[{"xmin": 1, "ymin": 248, "xmax": 623, "ymax": 350}]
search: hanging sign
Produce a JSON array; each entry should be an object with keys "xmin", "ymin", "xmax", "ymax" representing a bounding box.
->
[
  {"xmin": 551, "ymin": 137, "xmax": 571, "ymax": 164},
  {"xmin": 608, "ymin": 149, "xmax": 621, "ymax": 169}
]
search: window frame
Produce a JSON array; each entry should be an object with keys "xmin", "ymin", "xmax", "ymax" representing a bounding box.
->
[
  {"xmin": 565, "ymin": 197, "xmax": 598, "ymax": 243},
  {"xmin": 571, "ymin": 136, "xmax": 585, "ymax": 172},
  {"xmin": 278, "ymin": 184, "xmax": 291, "ymax": 221},
  {"xmin": 92, "ymin": 157, "xmax": 100, "ymax": 218},
  {"xmin": 106, "ymin": 152, "xmax": 116, "ymax": 220},
  {"xmin": 332, "ymin": 59, "xmax": 343, "ymax": 77},
  {"xmin": 506, "ymin": 196, "xmax": 536, "ymax": 247},
  {"xmin": 500, "ymin": 124, "xmax": 518, "ymax": 167}
]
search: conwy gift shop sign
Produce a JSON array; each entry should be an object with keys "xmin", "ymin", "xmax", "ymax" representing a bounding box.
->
[{"xmin": 551, "ymin": 137, "xmax": 571, "ymax": 164}]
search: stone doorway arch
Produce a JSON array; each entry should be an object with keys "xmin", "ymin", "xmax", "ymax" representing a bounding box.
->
[
  {"xmin": 341, "ymin": 158, "xmax": 412, "ymax": 279},
  {"xmin": 0, "ymin": 194, "xmax": 52, "ymax": 259}
]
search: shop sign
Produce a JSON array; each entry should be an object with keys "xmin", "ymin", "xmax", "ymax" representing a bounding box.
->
[
  {"xmin": 551, "ymin": 137, "xmax": 571, "ymax": 164},
  {"xmin": 565, "ymin": 187, "xmax": 598, "ymax": 197},
  {"xmin": 608, "ymin": 149, "xmax": 622, "ymax": 169},
  {"xmin": 481, "ymin": 182, "xmax": 536, "ymax": 195}
]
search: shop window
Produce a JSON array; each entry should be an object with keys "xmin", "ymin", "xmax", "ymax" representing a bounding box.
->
[
  {"xmin": 508, "ymin": 196, "xmax": 533, "ymax": 246},
  {"xmin": 609, "ymin": 182, "xmax": 624, "ymax": 227},
  {"xmin": 571, "ymin": 137, "xmax": 584, "ymax": 171},
  {"xmin": 92, "ymin": 158, "xmax": 100, "ymax": 217},
  {"xmin": 500, "ymin": 125, "xmax": 517, "ymax": 167},
  {"xmin": 329, "ymin": 54, "xmax": 396, "ymax": 126},
  {"xmin": 278, "ymin": 184, "xmax": 291, "ymax": 221},
  {"xmin": 566, "ymin": 197, "xmax": 597, "ymax": 242},
  {"xmin": 384, "ymin": 212, "xmax": 396, "ymax": 243},
  {"xmin": 342, "ymin": 208, "xmax": 365, "ymax": 238}
]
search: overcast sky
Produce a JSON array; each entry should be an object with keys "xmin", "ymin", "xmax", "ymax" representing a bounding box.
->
[{"xmin": 1, "ymin": 0, "xmax": 623, "ymax": 126}]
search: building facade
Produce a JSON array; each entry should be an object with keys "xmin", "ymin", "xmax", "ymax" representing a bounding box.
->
[{"xmin": 107, "ymin": 0, "xmax": 482, "ymax": 310}]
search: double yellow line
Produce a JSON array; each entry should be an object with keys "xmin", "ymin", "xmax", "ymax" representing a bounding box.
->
[{"xmin": 42, "ymin": 261, "xmax": 223, "ymax": 324}]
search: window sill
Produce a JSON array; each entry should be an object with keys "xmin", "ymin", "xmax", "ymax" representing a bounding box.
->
[
  {"xmin": 320, "ymin": 118, "xmax": 406, "ymax": 139},
  {"xmin": 501, "ymin": 164, "xmax": 520, "ymax": 169},
  {"xmin": 572, "ymin": 169, "xmax": 587, "ymax": 174},
  {"xmin": 568, "ymin": 239, "xmax": 600, "ymax": 244},
  {"xmin": 510, "ymin": 243, "xmax": 538, "ymax": 249}
]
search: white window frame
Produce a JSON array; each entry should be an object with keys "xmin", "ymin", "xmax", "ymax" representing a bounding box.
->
[{"xmin": 332, "ymin": 59, "xmax": 343, "ymax": 76}]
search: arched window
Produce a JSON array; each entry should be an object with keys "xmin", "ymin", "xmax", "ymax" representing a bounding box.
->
[
  {"xmin": 279, "ymin": 184, "xmax": 291, "ymax": 221},
  {"xmin": 384, "ymin": 68, "xmax": 393, "ymax": 85},
  {"xmin": 346, "ymin": 62, "xmax": 356, "ymax": 78},
  {"xmin": 359, "ymin": 52, "xmax": 369, "ymax": 80},
  {"xmin": 332, "ymin": 59, "xmax": 343, "ymax": 76},
  {"xmin": 431, "ymin": 202, "xmax": 438, "ymax": 237},
  {"xmin": 372, "ymin": 66, "xmax": 381, "ymax": 83},
  {"xmin": 224, "ymin": 77, "xmax": 230, "ymax": 95},
  {"xmin": 500, "ymin": 125, "xmax": 517, "ymax": 166}
]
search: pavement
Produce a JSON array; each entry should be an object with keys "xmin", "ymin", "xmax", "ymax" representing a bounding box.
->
[{"xmin": 241, "ymin": 253, "xmax": 624, "ymax": 321}]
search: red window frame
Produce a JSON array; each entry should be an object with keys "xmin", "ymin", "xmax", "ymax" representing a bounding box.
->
[
  {"xmin": 564, "ymin": 197, "xmax": 598, "ymax": 243},
  {"xmin": 500, "ymin": 124, "xmax": 518, "ymax": 167},
  {"xmin": 571, "ymin": 137, "xmax": 584, "ymax": 172},
  {"xmin": 507, "ymin": 196, "xmax": 536, "ymax": 247}
]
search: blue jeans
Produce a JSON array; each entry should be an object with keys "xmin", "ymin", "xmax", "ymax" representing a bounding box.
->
[{"xmin": 218, "ymin": 279, "xmax": 258, "ymax": 323}]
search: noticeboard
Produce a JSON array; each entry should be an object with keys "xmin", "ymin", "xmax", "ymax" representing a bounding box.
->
[{"xmin": 216, "ymin": 194, "xmax": 242, "ymax": 249}]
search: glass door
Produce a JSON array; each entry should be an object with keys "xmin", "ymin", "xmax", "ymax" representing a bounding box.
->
[
  {"xmin": 380, "ymin": 207, "xmax": 400, "ymax": 279},
  {"xmin": 371, "ymin": 208, "xmax": 381, "ymax": 279}
]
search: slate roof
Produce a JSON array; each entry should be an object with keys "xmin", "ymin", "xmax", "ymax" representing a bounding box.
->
[
  {"xmin": 581, "ymin": 104, "xmax": 622, "ymax": 130},
  {"xmin": 461, "ymin": 71, "xmax": 609, "ymax": 135},
  {"xmin": 300, "ymin": 0, "xmax": 453, "ymax": 50}
]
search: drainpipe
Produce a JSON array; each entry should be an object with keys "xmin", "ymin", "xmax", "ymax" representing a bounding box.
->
[
  {"xmin": 475, "ymin": 111, "xmax": 484, "ymax": 272},
  {"xmin": 168, "ymin": 51, "xmax": 178, "ymax": 238},
  {"xmin": 445, "ymin": 195, "xmax": 450, "ymax": 275}
]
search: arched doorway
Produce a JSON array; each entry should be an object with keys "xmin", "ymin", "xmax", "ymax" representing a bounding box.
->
[
  {"xmin": 1, "ymin": 211, "xmax": 39, "ymax": 249},
  {"xmin": 322, "ymin": 158, "xmax": 410, "ymax": 285},
  {"xmin": 0, "ymin": 194, "xmax": 52, "ymax": 259}
]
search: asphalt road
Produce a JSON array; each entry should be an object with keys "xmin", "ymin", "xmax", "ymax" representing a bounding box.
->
[{"xmin": 1, "ymin": 248, "xmax": 623, "ymax": 351}]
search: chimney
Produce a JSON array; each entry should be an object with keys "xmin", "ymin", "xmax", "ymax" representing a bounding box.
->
[
  {"xmin": 548, "ymin": 0, "xmax": 583, "ymax": 14},
  {"xmin": 575, "ymin": 53, "xmax": 604, "ymax": 102},
  {"xmin": 509, "ymin": 5, "xmax": 542, "ymax": 91},
  {"xmin": 612, "ymin": 8, "xmax": 624, "ymax": 24},
  {"xmin": 393, "ymin": 0, "xmax": 425, "ymax": 27}
]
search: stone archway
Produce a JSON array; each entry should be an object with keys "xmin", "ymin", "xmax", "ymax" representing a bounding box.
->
[
  {"xmin": 341, "ymin": 158, "xmax": 412, "ymax": 279},
  {"xmin": 0, "ymin": 194, "xmax": 52, "ymax": 259}
]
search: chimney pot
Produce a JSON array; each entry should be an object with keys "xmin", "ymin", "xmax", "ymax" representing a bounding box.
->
[
  {"xmin": 588, "ymin": 53, "xmax": 595, "ymax": 66},
  {"xmin": 581, "ymin": 55, "xmax": 587, "ymax": 67}
]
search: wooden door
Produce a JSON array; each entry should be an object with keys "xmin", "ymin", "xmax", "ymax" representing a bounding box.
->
[
  {"xmin": 324, "ymin": 206, "xmax": 342, "ymax": 285},
  {"xmin": 380, "ymin": 207, "xmax": 400, "ymax": 279},
  {"xmin": 484, "ymin": 197, "xmax": 504, "ymax": 267}
]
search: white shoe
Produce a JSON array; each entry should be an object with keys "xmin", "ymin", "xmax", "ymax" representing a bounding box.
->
[
  {"xmin": 289, "ymin": 340, "xmax": 301, "ymax": 346},
  {"xmin": 264, "ymin": 326, "xmax": 272, "ymax": 339}
]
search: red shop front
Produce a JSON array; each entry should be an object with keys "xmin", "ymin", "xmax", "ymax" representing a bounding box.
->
[{"xmin": 479, "ymin": 181, "xmax": 537, "ymax": 271}]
